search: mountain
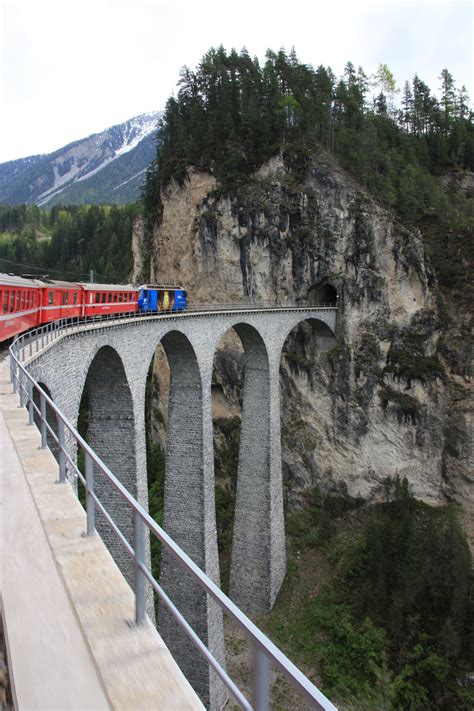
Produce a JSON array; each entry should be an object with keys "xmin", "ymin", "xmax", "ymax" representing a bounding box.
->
[{"xmin": 0, "ymin": 112, "xmax": 161, "ymax": 207}]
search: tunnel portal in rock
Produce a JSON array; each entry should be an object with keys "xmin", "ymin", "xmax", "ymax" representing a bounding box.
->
[{"xmin": 308, "ymin": 281, "xmax": 338, "ymax": 306}]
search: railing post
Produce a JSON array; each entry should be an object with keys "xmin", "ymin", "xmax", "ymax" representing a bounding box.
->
[
  {"xmin": 253, "ymin": 644, "xmax": 270, "ymax": 711},
  {"xmin": 19, "ymin": 370, "xmax": 25, "ymax": 407},
  {"xmin": 40, "ymin": 393, "xmax": 47, "ymax": 448},
  {"xmin": 85, "ymin": 452, "xmax": 95, "ymax": 535},
  {"xmin": 57, "ymin": 417, "xmax": 66, "ymax": 483},
  {"xmin": 133, "ymin": 509, "xmax": 146, "ymax": 625},
  {"xmin": 12, "ymin": 359, "xmax": 17, "ymax": 394},
  {"xmin": 27, "ymin": 379, "xmax": 34, "ymax": 425}
]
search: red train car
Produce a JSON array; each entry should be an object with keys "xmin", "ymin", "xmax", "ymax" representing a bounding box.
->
[
  {"xmin": 0, "ymin": 274, "xmax": 141, "ymax": 343},
  {"xmin": 39, "ymin": 280, "xmax": 83, "ymax": 323},
  {"xmin": 0, "ymin": 274, "xmax": 42, "ymax": 341},
  {"xmin": 81, "ymin": 283, "xmax": 139, "ymax": 318}
]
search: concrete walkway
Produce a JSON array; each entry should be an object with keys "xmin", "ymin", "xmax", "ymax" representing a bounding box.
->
[{"xmin": 0, "ymin": 356, "xmax": 203, "ymax": 710}]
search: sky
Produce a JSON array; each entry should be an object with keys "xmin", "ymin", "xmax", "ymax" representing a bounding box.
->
[{"xmin": 0, "ymin": 0, "xmax": 472, "ymax": 163}]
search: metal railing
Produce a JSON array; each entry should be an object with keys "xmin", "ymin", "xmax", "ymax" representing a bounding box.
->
[
  {"xmin": 10, "ymin": 301, "xmax": 338, "ymax": 365},
  {"xmin": 8, "ymin": 320, "xmax": 337, "ymax": 711}
]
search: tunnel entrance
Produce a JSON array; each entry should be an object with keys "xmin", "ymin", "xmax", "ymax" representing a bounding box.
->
[{"xmin": 307, "ymin": 282, "xmax": 338, "ymax": 306}]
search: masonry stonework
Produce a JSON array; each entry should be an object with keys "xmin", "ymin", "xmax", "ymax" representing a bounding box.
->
[{"xmin": 25, "ymin": 309, "xmax": 336, "ymax": 710}]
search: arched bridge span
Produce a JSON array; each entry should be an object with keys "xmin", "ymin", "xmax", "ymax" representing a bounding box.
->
[{"xmin": 24, "ymin": 306, "xmax": 336, "ymax": 708}]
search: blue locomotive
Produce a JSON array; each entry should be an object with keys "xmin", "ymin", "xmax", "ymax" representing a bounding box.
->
[{"xmin": 138, "ymin": 285, "xmax": 188, "ymax": 313}]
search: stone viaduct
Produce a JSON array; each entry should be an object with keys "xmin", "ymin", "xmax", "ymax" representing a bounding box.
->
[{"xmin": 25, "ymin": 307, "xmax": 336, "ymax": 708}]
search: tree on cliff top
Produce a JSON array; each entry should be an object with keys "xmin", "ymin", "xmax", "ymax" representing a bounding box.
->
[{"xmin": 142, "ymin": 47, "xmax": 473, "ymax": 229}]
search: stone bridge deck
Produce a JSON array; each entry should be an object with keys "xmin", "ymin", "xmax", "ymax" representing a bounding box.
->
[{"xmin": 0, "ymin": 357, "xmax": 203, "ymax": 710}]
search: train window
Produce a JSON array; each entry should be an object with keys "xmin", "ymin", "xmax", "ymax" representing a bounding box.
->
[
  {"xmin": 16, "ymin": 292, "xmax": 21, "ymax": 310},
  {"xmin": 101, "ymin": 293, "xmax": 106, "ymax": 303},
  {"xmin": 48, "ymin": 291, "xmax": 54, "ymax": 305},
  {"xmin": 62, "ymin": 292, "xmax": 69, "ymax": 305},
  {"xmin": 21, "ymin": 292, "xmax": 26, "ymax": 309},
  {"xmin": 95, "ymin": 293, "xmax": 100, "ymax": 304},
  {"xmin": 107, "ymin": 293, "xmax": 112, "ymax": 303},
  {"xmin": 113, "ymin": 293, "xmax": 117, "ymax": 302},
  {"xmin": 119, "ymin": 293, "xmax": 123, "ymax": 302},
  {"xmin": 73, "ymin": 292, "xmax": 77, "ymax": 304},
  {"xmin": 2, "ymin": 290, "xmax": 8, "ymax": 313}
]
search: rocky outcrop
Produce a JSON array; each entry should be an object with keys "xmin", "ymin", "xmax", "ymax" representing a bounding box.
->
[{"xmin": 137, "ymin": 149, "xmax": 473, "ymax": 548}]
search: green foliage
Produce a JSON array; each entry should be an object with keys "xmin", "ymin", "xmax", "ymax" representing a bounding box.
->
[
  {"xmin": 379, "ymin": 385, "xmax": 420, "ymax": 424},
  {"xmin": 354, "ymin": 332, "xmax": 382, "ymax": 379},
  {"xmin": 0, "ymin": 203, "xmax": 139, "ymax": 282},
  {"xmin": 269, "ymin": 480, "xmax": 473, "ymax": 709},
  {"xmin": 334, "ymin": 479, "xmax": 473, "ymax": 708},
  {"xmin": 142, "ymin": 48, "xmax": 473, "ymax": 243},
  {"xmin": 213, "ymin": 415, "xmax": 241, "ymax": 593},
  {"xmin": 147, "ymin": 440, "xmax": 165, "ymax": 582},
  {"xmin": 284, "ymin": 350, "xmax": 315, "ymax": 369},
  {"xmin": 145, "ymin": 367, "xmax": 166, "ymax": 587},
  {"xmin": 385, "ymin": 333, "xmax": 446, "ymax": 386},
  {"xmin": 304, "ymin": 598, "xmax": 389, "ymax": 701}
]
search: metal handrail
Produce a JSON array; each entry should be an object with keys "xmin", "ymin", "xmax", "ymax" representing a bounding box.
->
[
  {"xmin": 10, "ymin": 300, "xmax": 338, "ymax": 372},
  {"xmin": 8, "ymin": 316, "xmax": 337, "ymax": 711}
]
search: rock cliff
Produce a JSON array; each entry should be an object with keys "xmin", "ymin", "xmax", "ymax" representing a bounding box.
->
[{"xmin": 133, "ymin": 149, "xmax": 473, "ymax": 548}]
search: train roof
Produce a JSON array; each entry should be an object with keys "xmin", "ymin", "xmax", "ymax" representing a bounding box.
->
[
  {"xmin": 0, "ymin": 273, "xmax": 42, "ymax": 288},
  {"xmin": 42, "ymin": 279, "xmax": 82, "ymax": 289},
  {"xmin": 81, "ymin": 283, "xmax": 137, "ymax": 292},
  {"xmin": 139, "ymin": 284, "xmax": 186, "ymax": 290}
]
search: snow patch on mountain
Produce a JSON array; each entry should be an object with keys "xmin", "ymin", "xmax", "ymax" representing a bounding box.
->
[
  {"xmin": 115, "ymin": 112, "xmax": 159, "ymax": 157},
  {"xmin": 0, "ymin": 111, "xmax": 161, "ymax": 206}
]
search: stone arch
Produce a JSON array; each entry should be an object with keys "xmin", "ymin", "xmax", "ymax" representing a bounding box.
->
[
  {"xmin": 281, "ymin": 316, "xmax": 336, "ymax": 359},
  {"xmin": 79, "ymin": 345, "xmax": 136, "ymax": 584},
  {"xmin": 153, "ymin": 330, "xmax": 225, "ymax": 710}
]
